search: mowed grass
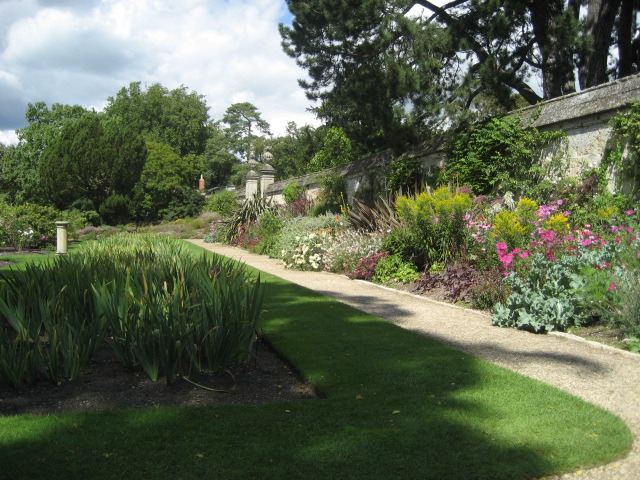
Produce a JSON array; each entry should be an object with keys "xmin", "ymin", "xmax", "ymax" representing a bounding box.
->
[{"xmin": 0, "ymin": 241, "xmax": 632, "ymax": 480}]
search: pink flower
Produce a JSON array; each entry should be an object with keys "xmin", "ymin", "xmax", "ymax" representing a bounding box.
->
[
  {"xmin": 518, "ymin": 250, "xmax": 530, "ymax": 259},
  {"xmin": 496, "ymin": 242, "xmax": 508, "ymax": 254},
  {"xmin": 581, "ymin": 239, "xmax": 592, "ymax": 247},
  {"xmin": 609, "ymin": 283, "xmax": 616, "ymax": 292},
  {"xmin": 628, "ymin": 227, "xmax": 633, "ymax": 233},
  {"xmin": 557, "ymin": 200, "xmax": 563, "ymax": 205},
  {"xmin": 625, "ymin": 210, "xmax": 634, "ymax": 215},
  {"xmin": 615, "ymin": 236, "xmax": 621, "ymax": 244},
  {"xmin": 603, "ymin": 262, "xmax": 610, "ymax": 268}
]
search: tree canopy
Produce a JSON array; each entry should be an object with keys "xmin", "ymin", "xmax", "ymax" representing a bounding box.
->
[
  {"xmin": 221, "ymin": 102, "xmax": 272, "ymax": 161},
  {"xmin": 105, "ymin": 82, "xmax": 211, "ymax": 156},
  {"xmin": 39, "ymin": 112, "xmax": 147, "ymax": 212},
  {"xmin": 4, "ymin": 102, "xmax": 88, "ymax": 203},
  {"xmin": 281, "ymin": 0, "xmax": 640, "ymax": 153}
]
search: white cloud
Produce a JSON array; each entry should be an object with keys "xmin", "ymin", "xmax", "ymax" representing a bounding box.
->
[{"xmin": 0, "ymin": 0, "xmax": 317, "ymax": 143}]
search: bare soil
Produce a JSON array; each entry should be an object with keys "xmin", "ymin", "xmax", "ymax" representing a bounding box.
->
[{"xmin": 0, "ymin": 341, "xmax": 317, "ymax": 417}]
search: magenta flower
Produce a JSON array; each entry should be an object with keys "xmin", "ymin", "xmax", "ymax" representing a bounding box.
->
[
  {"xmin": 609, "ymin": 283, "xmax": 616, "ymax": 292},
  {"xmin": 625, "ymin": 210, "xmax": 634, "ymax": 215},
  {"xmin": 518, "ymin": 250, "xmax": 530, "ymax": 259},
  {"xmin": 581, "ymin": 238, "xmax": 592, "ymax": 247}
]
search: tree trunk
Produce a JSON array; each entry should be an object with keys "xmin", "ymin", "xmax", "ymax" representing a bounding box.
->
[
  {"xmin": 528, "ymin": 0, "xmax": 577, "ymax": 99},
  {"xmin": 579, "ymin": 0, "xmax": 621, "ymax": 89},
  {"xmin": 618, "ymin": 0, "xmax": 636, "ymax": 77}
]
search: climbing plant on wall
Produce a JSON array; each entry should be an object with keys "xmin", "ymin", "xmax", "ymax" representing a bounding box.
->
[
  {"xmin": 602, "ymin": 101, "xmax": 640, "ymax": 193},
  {"xmin": 445, "ymin": 114, "xmax": 567, "ymax": 198}
]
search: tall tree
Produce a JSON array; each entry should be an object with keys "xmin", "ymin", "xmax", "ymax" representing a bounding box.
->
[
  {"xmin": 269, "ymin": 122, "xmax": 323, "ymax": 179},
  {"xmin": 39, "ymin": 113, "xmax": 147, "ymax": 211},
  {"xmin": 202, "ymin": 123, "xmax": 239, "ymax": 188},
  {"xmin": 133, "ymin": 140, "xmax": 200, "ymax": 221},
  {"xmin": 3, "ymin": 102, "xmax": 87, "ymax": 203},
  {"xmin": 308, "ymin": 126, "xmax": 355, "ymax": 171},
  {"xmin": 105, "ymin": 82, "xmax": 211, "ymax": 156},
  {"xmin": 221, "ymin": 102, "xmax": 271, "ymax": 161},
  {"xmin": 281, "ymin": 0, "xmax": 640, "ymax": 152}
]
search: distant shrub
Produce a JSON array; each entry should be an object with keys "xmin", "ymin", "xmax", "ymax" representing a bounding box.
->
[
  {"xmin": 0, "ymin": 202, "xmax": 58, "ymax": 250},
  {"xmin": 99, "ymin": 194, "xmax": 133, "ymax": 226},
  {"xmin": 206, "ymin": 190, "xmax": 238, "ymax": 217},
  {"xmin": 283, "ymin": 183, "xmax": 303, "ymax": 204}
]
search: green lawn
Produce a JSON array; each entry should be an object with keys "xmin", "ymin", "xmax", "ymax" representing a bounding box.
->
[{"xmin": 0, "ymin": 243, "xmax": 632, "ymax": 480}]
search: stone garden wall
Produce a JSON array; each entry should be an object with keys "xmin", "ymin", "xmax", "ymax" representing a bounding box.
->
[{"xmin": 244, "ymin": 73, "xmax": 640, "ymax": 204}]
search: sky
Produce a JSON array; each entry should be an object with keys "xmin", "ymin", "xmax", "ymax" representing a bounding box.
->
[{"xmin": 0, "ymin": 0, "xmax": 319, "ymax": 145}]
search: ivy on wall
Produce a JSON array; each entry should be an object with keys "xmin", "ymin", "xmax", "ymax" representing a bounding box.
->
[
  {"xmin": 444, "ymin": 114, "xmax": 567, "ymax": 198},
  {"xmin": 602, "ymin": 101, "xmax": 640, "ymax": 193}
]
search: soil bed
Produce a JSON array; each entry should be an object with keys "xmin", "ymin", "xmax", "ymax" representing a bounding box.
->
[{"xmin": 0, "ymin": 340, "xmax": 316, "ymax": 417}]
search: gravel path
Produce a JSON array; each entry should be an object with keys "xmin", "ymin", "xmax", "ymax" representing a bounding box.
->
[{"xmin": 190, "ymin": 240, "xmax": 639, "ymax": 480}]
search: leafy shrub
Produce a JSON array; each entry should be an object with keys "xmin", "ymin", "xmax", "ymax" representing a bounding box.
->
[
  {"xmin": 314, "ymin": 172, "xmax": 347, "ymax": 214},
  {"xmin": 69, "ymin": 198, "xmax": 101, "ymax": 226},
  {"xmin": 281, "ymin": 232, "xmax": 330, "ymax": 271},
  {"xmin": 205, "ymin": 219, "xmax": 228, "ymax": 243},
  {"xmin": 253, "ymin": 211, "xmax": 284, "ymax": 255},
  {"xmin": 160, "ymin": 189, "xmax": 205, "ymax": 221},
  {"xmin": 323, "ymin": 230, "xmax": 384, "ymax": 274},
  {"xmin": 386, "ymin": 155, "xmax": 424, "ymax": 193},
  {"xmin": 373, "ymin": 254, "xmax": 420, "ymax": 284},
  {"xmin": 99, "ymin": 194, "xmax": 133, "ymax": 226},
  {"xmin": 286, "ymin": 192, "xmax": 314, "ymax": 217},
  {"xmin": 229, "ymin": 221, "xmax": 260, "ymax": 250},
  {"xmin": 206, "ymin": 190, "xmax": 238, "ymax": 216},
  {"xmin": 413, "ymin": 263, "xmax": 480, "ymax": 304},
  {"xmin": 446, "ymin": 115, "xmax": 566, "ymax": 196},
  {"xmin": 0, "ymin": 202, "xmax": 59, "ymax": 250},
  {"xmin": 468, "ymin": 267, "xmax": 511, "ymax": 310},
  {"xmin": 283, "ymin": 182, "xmax": 303, "ymax": 204},
  {"xmin": 394, "ymin": 186, "xmax": 473, "ymax": 268},
  {"xmin": 492, "ymin": 243, "xmax": 619, "ymax": 333},
  {"xmin": 349, "ymin": 251, "xmax": 389, "ymax": 280},
  {"xmin": 272, "ymin": 213, "xmax": 341, "ymax": 260},
  {"xmin": 381, "ymin": 226, "xmax": 423, "ymax": 265}
]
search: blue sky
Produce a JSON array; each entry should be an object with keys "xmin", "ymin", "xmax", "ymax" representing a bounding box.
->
[{"xmin": 0, "ymin": 0, "xmax": 315, "ymax": 144}]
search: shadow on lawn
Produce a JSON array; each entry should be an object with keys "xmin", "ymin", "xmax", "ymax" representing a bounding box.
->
[{"xmin": 0, "ymin": 273, "xmax": 630, "ymax": 480}]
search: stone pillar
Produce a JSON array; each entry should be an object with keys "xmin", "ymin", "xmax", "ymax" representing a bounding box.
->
[
  {"xmin": 198, "ymin": 174, "xmax": 205, "ymax": 192},
  {"xmin": 245, "ymin": 170, "xmax": 259, "ymax": 200},
  {"xmin": 55, "ymin": 221, "xmax": 69, "ymax": 255},
  {"xmin": 260, "ymin": 164, "xmax": 276, "ymax": 199}
]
